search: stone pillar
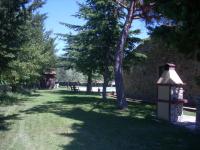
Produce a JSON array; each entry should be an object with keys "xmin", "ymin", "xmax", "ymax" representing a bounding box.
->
[{"xmin": 196, "ymin": 96, "xmax": 200, "ymax": 131}]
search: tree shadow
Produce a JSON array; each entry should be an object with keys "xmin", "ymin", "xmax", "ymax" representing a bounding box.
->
[
  {"xmin": 21, "ymin": 93, "xmax": 199, "ymax": 150},
  {"xmin": 58, "ymin": 108, "xmax": 199, "ymax": 150},
  {"xmin": 17, "ymin": 89, "xmax": 41, "ymax": 97},
  {"xmin": 0, "ymin": 114, "xmax": 21, "ymax": 131},
  {"xmin": 52, "ymin": 89, "xmax": 100, "ymax": 96},
  {"xmin": 0, "ymin": 94, "xmax": 25, "ymax": 106},
  {"xmin": 0, "ymin": 92, "xmax": 40, "ymax": 106},
  {"xmin": 0, "ymin": 91, "xmax": 39, "ymax": 131},
  {"xmin": 21, "ymin": 92, "xmax": 112, "ymax": 114}
]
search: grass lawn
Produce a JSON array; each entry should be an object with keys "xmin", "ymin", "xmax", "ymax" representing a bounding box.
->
[
  {"xmin": 0, "ymin": 88, "xmax": 199, "ymax": 150},
  {"xmin": 183, "ymin": 110, "xmax": 196, "ymax": 117}
]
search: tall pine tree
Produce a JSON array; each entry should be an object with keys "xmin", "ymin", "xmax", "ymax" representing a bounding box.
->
[
  {"xmin": 112, "ymin": 0, "xmax": 159, "ymax": 108},
  {"xmin": 0, "ymin": 0, "xmax": 28, "ymax": 70},
  {"xmin": 63, "ymin": 0, "xmax": 122, "ymax": 97}
]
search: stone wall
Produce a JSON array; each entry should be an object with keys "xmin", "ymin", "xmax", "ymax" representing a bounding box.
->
[{"xmin": 124, "ymin": 40, "xmax": 200, "ymax": 105}]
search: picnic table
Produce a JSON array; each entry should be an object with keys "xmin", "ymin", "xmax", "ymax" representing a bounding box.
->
[{"xmin": 70, "ymin": 85, "xmax": 79, "ymax": 92}]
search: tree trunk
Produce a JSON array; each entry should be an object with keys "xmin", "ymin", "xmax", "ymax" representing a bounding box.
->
[
  {"xmin": 196, "ymin": 96, "xmax": 200, "ymax": 131},
  {"xmin": 102, "ymin": 65, "xmax": 109, "ymax": 101},
  {"xmin": 11, "ymin": 84, "xmax": 17, "ymax": 92},
  {"xmin": 86, "ymin": 72, "xmax": 92, "ymax": 94},
  {"xmin": 114, "ymin": 1, "xmax": 135, "ymax": 109}
]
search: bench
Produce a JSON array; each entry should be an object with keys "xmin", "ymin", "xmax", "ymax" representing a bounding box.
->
[{"xmin": 70, "ymin": 85, "xmax": 79, "ymax": 92}]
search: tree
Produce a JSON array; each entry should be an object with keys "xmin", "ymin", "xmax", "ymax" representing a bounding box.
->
[
  {"xmin": 56, "ymin": 68, "xmax": 86, "ymax": 83},
  {"xmin": 62, "ymin": 0, "xmax": 122, "ymax": 96},
  {"xmin": 0, "ymin": 0, "xmax": 56, "ymax": 91},
  {"xmin": 63, "ymin": 0, "xmax": 143, "ymax": 101},
  {"xmin": 0, "ymin": 0, "xmax": 28, "ymax": 70},
  {"xmin": 8, "ymin": 13, "xmax": 56, "ymax": 90},
  {"xmin": 149, "ymin": 0, "xmax": 200, "ymax": 60},
  {"xmin": 64, "ymin": 32, "xmax": 98, "ymax": 93},
  {"xmin": 79, "ymin": 0, "xmax": 121, "ymax": 100},
  {"xmin": 112, "ymin": 0, "xmax": 159, "ymax": 109}
]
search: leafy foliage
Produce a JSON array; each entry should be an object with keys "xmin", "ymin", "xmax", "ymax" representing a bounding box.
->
[
  {"xmin": 56, "ymin": 68, "xmax": 86, "ymax": 83},
  {"xmin": 150, "ymin": 0, "xmax": 200, "ymax": 60},
  {"xmin": 9, "ymin": 15, "xmax": 55, "ymax": 85},
  {"xmin": 0, "ymin": 0, "xmax": 28, "ymax": 70},
  {"xmin": 63, "ymin": 0, "xmax": 142, "ymax": 79},
  {"xmin": 0, "ymin": 0, "xmax": 56, "ymax": 88}
]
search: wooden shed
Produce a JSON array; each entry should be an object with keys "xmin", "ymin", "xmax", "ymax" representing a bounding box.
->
[{"xmin": 40, "ymin": 68, "xmax": 56, "ymax": 89}]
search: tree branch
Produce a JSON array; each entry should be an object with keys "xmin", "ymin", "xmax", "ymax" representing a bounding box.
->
[
  {"xmin": 133, "ymin": 13, "xmax": 162, "ymax": 20},
  {"xmin": 113, "ymin": 0, "xmax": 129, "ymax": 9},
  {"xmin": 132, "ymin": 1, "xmax": 158, "ymax": 20}
]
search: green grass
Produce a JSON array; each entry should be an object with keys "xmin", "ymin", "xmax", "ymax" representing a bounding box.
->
[
  {"xmin": 0, "ymin": 92, "xmax": 27, "ymax": 105},
  {"xmin": 184, "ymin": 110, "xmax": 196, "ymax": 116},
  {"xmin": 0, "ymin": 89, "xmax": 199, "ymax": 150}
]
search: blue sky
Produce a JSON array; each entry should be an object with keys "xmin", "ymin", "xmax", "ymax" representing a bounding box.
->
[{"xmin": 39, "ymin": 0, "xmax": 149, "ymax": 56}]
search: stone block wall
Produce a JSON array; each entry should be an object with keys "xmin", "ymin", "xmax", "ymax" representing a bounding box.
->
[{"xmin": 124, "ymin": 40, "xmax": 200, "ymax": 105}]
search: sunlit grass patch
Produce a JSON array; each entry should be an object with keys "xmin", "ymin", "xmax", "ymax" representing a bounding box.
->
[{"xmin": 0, "ymin": 88, "xmax": 199, "ymax": 150}]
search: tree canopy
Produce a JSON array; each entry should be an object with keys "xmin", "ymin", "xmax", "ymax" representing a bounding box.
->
[
  {"xmin": 0, "ymin": 0, "xmax": 28, "ymax": 70},
  {"xmin": 0, "ymin": 0, "xmax": 56, "ymax": 90},
  {"xmin": 149, "ymin": 0, "xmax": 200, "ymax": 60},
  {"xmin": 62, "ymin": 0, "xmax": 142, "ymax": 99},
  {"xmin": 62, "ymin": 0, "xmax": 122, "ymax": 95}
]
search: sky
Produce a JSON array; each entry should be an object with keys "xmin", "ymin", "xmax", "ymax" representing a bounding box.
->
[{"xmin": 39, "ymin": 0, "xmax": 149, "ymax": 56}]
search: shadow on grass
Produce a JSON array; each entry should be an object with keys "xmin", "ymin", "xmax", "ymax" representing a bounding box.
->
[
  {"xmin": 58, "ymin": 108, "xmax": 196, "ymax": 150},
  {"xmin": 17, "ymin": 89, "xmax": 41, "ymax": 97},
  {"xmin": 52, "ymin": 89, "xmax": 100, "ymax": 96},
  {"xmin": 20, "ymin": 94, "xmax": 102, "ymax": 114},
  {"xmin": 0, "ymin": 114, "xmax": 21, "ymax": 131},
  {"xmin": 58, "ymin": 108, "xmax": 199, "ymax": 150},
  {"xmin": 0, "ymin": 94, "xmax": 25, "ymax": 106},
  {"xmin": 21, "ymin": 91, "xmax": 199, "ymax": 150},
  {"xmin": 0, "ymin": 92, "xmax": 40, "ymax": 106}
]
